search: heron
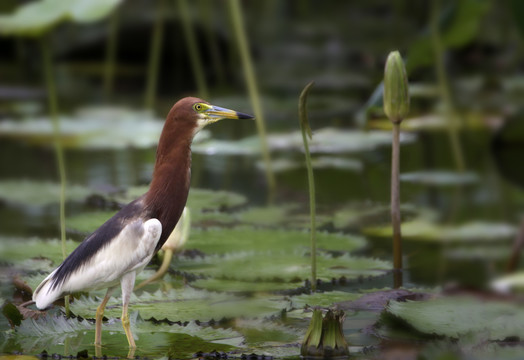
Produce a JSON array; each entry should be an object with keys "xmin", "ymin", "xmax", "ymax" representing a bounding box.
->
[{"xmin": 32, "ymin": 97, "xmax": 254, "ymax": 348}]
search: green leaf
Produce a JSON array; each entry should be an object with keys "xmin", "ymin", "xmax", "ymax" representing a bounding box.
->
[
  {"xmin": 69, "ymin": 288, "xmax": 288, "ymax": 323},
  {"xmin": 2, "ymin": 302, "xmax": 23, "ymax": 327},
  {"xmin": 177, "ymin": 252, "xmax": 390, "ymax": 283},
  {"xmin": 363, "ymin": 220, "xmax": 515, "ymax": 243},
  {"xmin": 386, "ymin": 296, "xmax": 524, "ymax": 340},
  {"xmin": 0, "ymin": 180, "xmax": 93, "ymax": 206},
  {"xmin": 399, "ymin": 171, "xmax": 478, "ymax": 186},
  {"xmin": 185, "ymin": 228, "xmax": 366, "ymax": 255},
  {"xmin": 13, "ymin": 311, "xmax": 241, "ymax": 358},
  {"xmin": 289, "ymin": 291, "xmax": 361, "ymax": 309},
  {"xmin": 0, "ymin": 0, "xmax": 122, "ymax": 37}
]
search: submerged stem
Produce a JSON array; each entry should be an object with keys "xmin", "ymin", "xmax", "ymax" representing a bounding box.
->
[
  {"xmin": 299, "ymin": 82, "xmax": 316, "ymax": 292},
  {"xmin": 228, "ymin": 0, "xmax": 275, "ymax": 204},
  {"xmin": 40, "ymin": 34, "xmax": 69, "ymax": 314}
]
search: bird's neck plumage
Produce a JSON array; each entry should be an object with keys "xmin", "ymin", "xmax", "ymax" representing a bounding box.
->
[{"xmin": 145, "ymin": 118, "xmax": 195, "ymax": 249}]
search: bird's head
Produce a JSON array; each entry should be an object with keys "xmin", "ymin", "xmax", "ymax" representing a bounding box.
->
[{"xmin": 168, "ymin": 97, "xmax": 254, "ymax": 134}]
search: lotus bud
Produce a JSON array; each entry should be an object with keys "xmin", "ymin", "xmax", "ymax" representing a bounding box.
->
[
  {"xmin": 383, "ymin": 51, "xmax": 410, "ymax": 124},
  {"xmin": 301, "ymin": 309, "xmax": 349, "ymax": 358}
]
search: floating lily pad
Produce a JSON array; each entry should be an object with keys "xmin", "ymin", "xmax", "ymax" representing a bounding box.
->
[
  {"xmin": 177, "ymin": 252, "xmax": 390, "ymax": 283},
  {"xmin": 66, "ymin": 210, "xmax": 117, "ymax": 234},
  {"xmin": 363, "ymin": 220, "xmax": 516, "ymax": 243},
  {"xmin": 289, "ymin": 291, "xmax": 361, "ymax": 309},
  {"xmin": 491, "ymin": 272, "xmax": 524, "ymax": 294},
  {"xmin": 193, "ymin": 128, "xmax": 416, "ymax": 156},
  {"xmin": 332, "ymin": 203, "xmax": 436, "ymax": 231},
  {"xmin": 186, "ymin": 228, "xmax": 366, "ymax": 255},
  {"xmin": 256, "ymin": 157, "xmax": 362, "ymax": 172},
  {"xmin": 384, "ymin": 296, "xmax": 524, "ymax": 340},
  {"xmin": 0, "ymin": 107, "xmax": 210, "ymax": 149},
  {"xmin": 0, "ymin": 180, "xmax": 93, "ymax": 206},
  {"xmin": 0, "ymin": 0, "xmax": 122, "ymax": 36},
  {"xmin": 191, "ymin": 278, "xmax": 305, "ymax": 293},
  {"xmin": 0, "ymin": 237, "xmax": 79, "ymax": 266},
  {"xmin": 12, "ymin": 311, "xmax": 241, "ymax": 358},
  {"xmin": 399, "ymin": 170, "xmax": 479, "ymax": 186},
  {"xmin": 70, "ymin": 288, "xmax": 288, "ymax": 323}
]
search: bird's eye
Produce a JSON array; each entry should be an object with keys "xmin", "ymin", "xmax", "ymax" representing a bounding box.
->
[{"xmin": 193, "ymin": 103, "xmax": 203, "ymax": 112}]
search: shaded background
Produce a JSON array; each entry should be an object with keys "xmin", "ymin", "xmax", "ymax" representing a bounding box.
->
[{"xmin": 1, "ymin": 0, "xmax": 524, "ymax": 287}]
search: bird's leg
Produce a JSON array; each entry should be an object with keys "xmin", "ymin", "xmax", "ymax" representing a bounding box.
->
[
  {"xmin": 120, "ymin": 272, "xmax": 137, "ymax": 348},
  {"xmin": 95, "ymin": 287, "xmax": 115, "ymax": 346}
]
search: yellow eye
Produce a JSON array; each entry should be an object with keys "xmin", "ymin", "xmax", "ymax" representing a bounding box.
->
[{"xmin": 193, "ymin": 103, "xmax": 204, "ymax": 112}]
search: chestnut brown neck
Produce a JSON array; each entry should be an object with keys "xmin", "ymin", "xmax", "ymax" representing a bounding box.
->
[{"xmin": 145, "ymin": 113, "xmax": 197, "ymax": 250}]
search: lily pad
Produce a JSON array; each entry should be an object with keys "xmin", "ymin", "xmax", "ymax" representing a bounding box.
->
[
  {"xmin": 12, "ymin": 311, "xmax": 241, "ymax": 358},
  {"xmin": 0, "ymin": 0, "xmax": 122, "ymax": 37},
  {"xmin": 399, "ymin": 170, "xmax": 479, "ymax": 186},
  {"xmin": 191, "ymin": 278, "xmax": 305, "ymax": 293},
  {"xmin": 193, "ymin": 128, "xmax": 416, "ymax": 156},
  {"xmin": 385, "ymin": 296, "xmax": 524, "ymax": 340},
  {"xmin": 363, "ymin": 220, "xmax": 516, "ymax": 243},
  {"xmin": 256, "ymin": 157, "xmax": 363, "ymax": 172},
  {"xmin": 0, "ymin": 180, "xmax": 93, "ymax": 206},
  {"xmin": 0, "ymin": 107, "xmax": 210, "ymax": 149},
  {"xmin": 177, "ymin": 252, "xmax": 391, "ymax": 283},
  {"xmin": 186, "ymin": 228, "xmax": 366, "ymax": 255},
  {"xmin": 289, "ymin": 291, "xmax": 361, "ymax": 309},
  {"xmin": 69, "ymin": 288, "xmax": 288, "ymax": 323},
  {"xmin": 0, "ymin": 237, "xmax": 79, "ymax": 266}
]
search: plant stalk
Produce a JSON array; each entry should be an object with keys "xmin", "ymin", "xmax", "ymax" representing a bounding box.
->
[
  {"xmin": 104, "ymin": 9, "xmax": 119, "ymax": 100},
  {"xmin": 299, "ymin": 82, "xmax": 316, "ymax": 292},
  {"xmin": 391, "ymin": 123, "xmax": 402, "ymax": 288},
  {"xmin": 430, "ymin": 0, "xmax": 465, "ymax": 172},
  {"xmin": 40, "ymin": 34, "xmax": 69, "ymax": 315},
  {"xmin": 145, "ymin": 0, "xmax": 165, "ymax": 110},
  {"xmin": 178, "ymin": 0, "xmax": 209, "ymax": 99},
  {"xmin": 228, "ymin": 0, "xmax": 275, "ymax": 204}
]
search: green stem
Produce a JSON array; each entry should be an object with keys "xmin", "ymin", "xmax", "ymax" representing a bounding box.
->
[
  {"xmin": 430, "ymin": 0, "xmax": 465, "ymax": 172},
  {"xmin": 40, "ymin": 34, "xmax": 69, "ymax": 314},
  {"xmin": 134, "ymin": 249, "xmax": 173, "ymax": 290},
  {"xmin": 228, "ymin": 0, "xmax": 275, "ymax": 204},
  {"xmin": 299, "ymin": 82, "xmax": 316, "ymax": 292},
  {"xmin": 145, "ymin": 0, "xmax": 165, "ymax": 110},
  {"xmin": 391, "ymin": 123, "xmax": 402, "ymax": 288},
  {"xmin": 178, "ymin": 0, "xmax": 209, "ymax": 99},
  {"xmin": 104, "ymin": 9, "xmax": 119, "ymax": 100}
]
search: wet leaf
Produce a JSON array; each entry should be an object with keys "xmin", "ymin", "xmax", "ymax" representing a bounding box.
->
[
  {"xmin": 69, "ymin": 288, "xmax": 287, "ymax": 323},
  {"xmin": 385, "ymin": 296, "xmax": 524, "ymax": 340},
  {"xmin": 12, "ymin": 310, "xmax": 241, "ymax": 357},
  {"xmin": 177, "ymin": 252, "xmax": 391, "ymax": 283},
  {"xmin": 0, "ymin": 0, "xmax": 122, "ymax": 36},
  {"xmin": 0, "ymin": 180, "xmax": 92, "ymax": 206},
  {"xmin": 399, "ymin": 171, "xmax": 479, "ymax": 186},
  {"xmin": 363, "ymin": 220, "xmax": 515, "ymax": 243},
  {"xmin": 2, "ymin": 302, "xmax": 23, "ymax": 327},
  {"xmin": 0, "ymin": 107, "xmax": 210, "ymax": 149},
  {"xmin": 0, "ymin": 237, "xmax": 79, "ymax": 266},
  {"xmin": 256, "ymin": 156, "xmax": 362, "ymax": 172},
  {"xmin": 191, "ymin": 278, "xmax": 304, "ymax": 293},
  {"xmin": 290, "ymin": 291, "xmax": 361, "ymax": 309},
  {"xmin": 186, "ymin": 228, "xmax": 366, "ymax": 255}
]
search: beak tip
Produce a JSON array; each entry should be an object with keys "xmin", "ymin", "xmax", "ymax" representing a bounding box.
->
[{"xmin": 237, "ymin": 112, "xmax": 255, "ymax": 120}]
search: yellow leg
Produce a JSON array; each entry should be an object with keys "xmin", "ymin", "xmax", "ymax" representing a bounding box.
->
[
  {"xmin": 120, "ymin": 271, "xmax": 137, "ymax": 348},
  {"xmin": 95, "ymin": 288, "xmax": 114, "ymax": 346},
  {"xmin": 122, "ymin": 302, "xmax": 136, "ymax": 348}
]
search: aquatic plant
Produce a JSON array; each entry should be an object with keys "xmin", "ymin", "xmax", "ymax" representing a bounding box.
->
[{"xmin": 383, "ymin": 50, "xmax": 410, "ymax": 288}]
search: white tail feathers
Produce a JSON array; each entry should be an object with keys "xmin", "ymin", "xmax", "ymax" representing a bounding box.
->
[{"xmin": 33, "ymin": 270, "xmax": 61, "ymax": 309}]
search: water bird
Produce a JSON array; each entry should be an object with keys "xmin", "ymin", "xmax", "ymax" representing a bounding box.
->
[{"xmin": 32, "ymin": 97, "xmax": 254, "ymax": 348}]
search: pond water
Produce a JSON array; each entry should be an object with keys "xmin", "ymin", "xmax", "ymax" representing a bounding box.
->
[{"xmin": 1, "ymin": 115, "xmax": 522, "ymax": 359}]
